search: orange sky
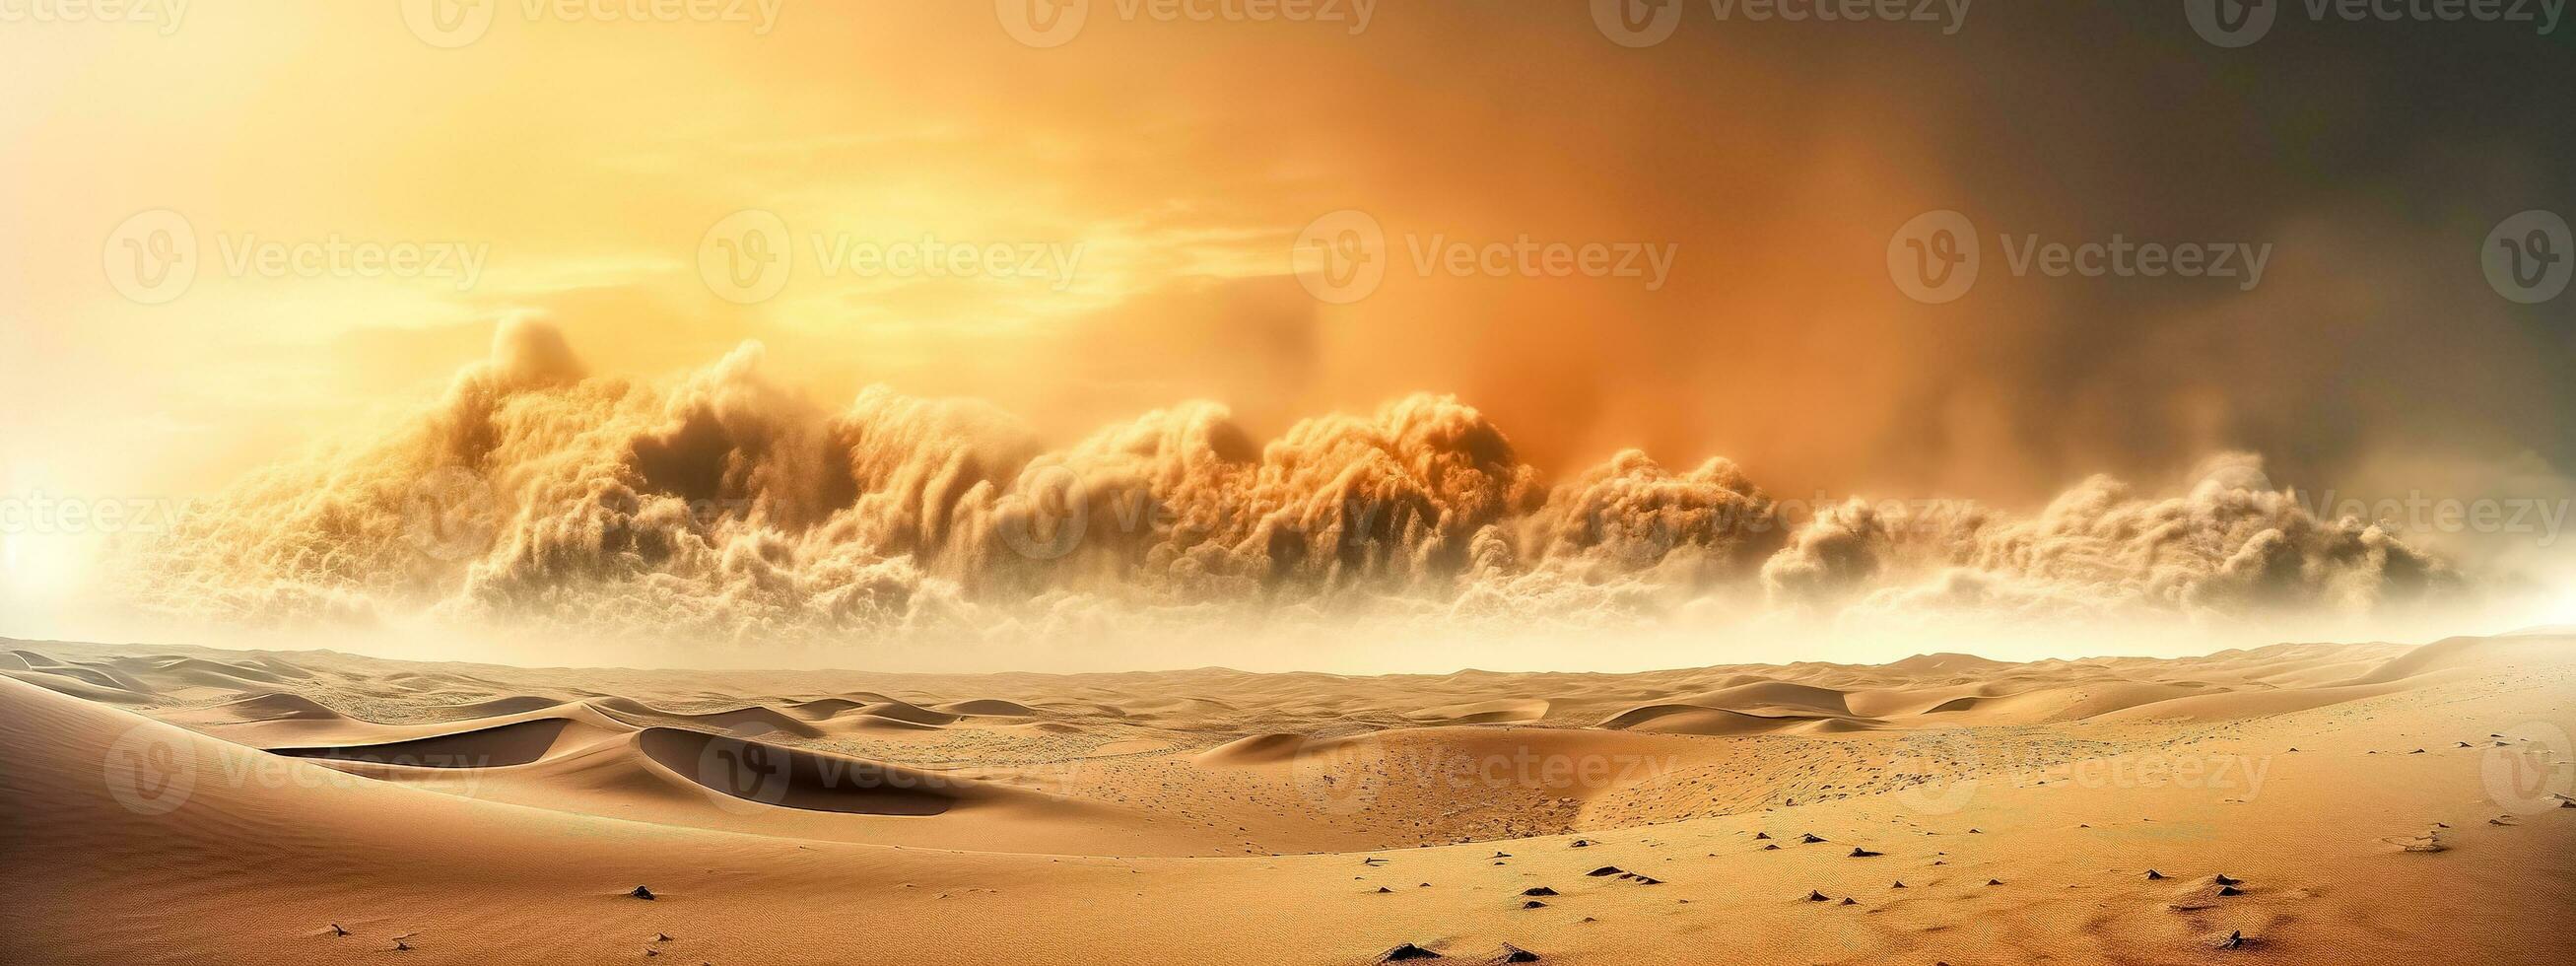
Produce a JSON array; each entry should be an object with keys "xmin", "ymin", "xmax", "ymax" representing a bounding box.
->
[
  {"xmin": 3, "ymin": 3, "xmax": 2571, "ymax": 655},
  {"xmin": 0, "ymin": 3, "xmax": 1973, "ymax": 498}
]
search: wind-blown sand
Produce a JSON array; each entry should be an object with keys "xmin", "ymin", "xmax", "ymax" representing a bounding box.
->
[{"xmin": 3, "ymin": 633, "xmax": 2572, "ymax": 964}]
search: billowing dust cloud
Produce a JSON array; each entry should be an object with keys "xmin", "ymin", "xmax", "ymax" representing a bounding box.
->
[{"xmin": 128, "ymin": 320, "xmax": 2461, "ymax": 653}]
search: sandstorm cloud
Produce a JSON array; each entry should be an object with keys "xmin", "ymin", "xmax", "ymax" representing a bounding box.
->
[{"xmin": 125, "ymin": 320, "xmax": 2465, "ymax": 652}]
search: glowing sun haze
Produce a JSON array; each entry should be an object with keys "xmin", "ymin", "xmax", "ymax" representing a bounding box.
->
[{"xmin": 1, "ymin": 4, "xmax": 2569, "ymax": 670}]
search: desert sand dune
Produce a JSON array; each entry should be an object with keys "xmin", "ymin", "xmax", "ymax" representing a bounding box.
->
[
  {"xmin": 169, "ymin": 690, "xmax": 346, "ymax": 724},
  {"xmin": 26, "ymin": 660, "xmax": 155, "ymax": 695},
  {"xmin": 419, "ymin": 693, "xmax": 576, "ymax": 719},
  {"xmin": 1195, "ymin": 731, "xmax": 1312, "ymax": 766},
  {"xmin": 274, "ymin": 717, "xmax": 614, "ymax": 768},
  {"xmin": 932, "ymin": 698, "xmax": 1043, "ymax": 717},
  {"xmin": 853, "ymin": 699, "xmax": 964, "ymax": 726},
  {"xmin": 0, "ymin": 666, "xmax": 153, "ymax": 704},
  {"xmin": 105, "ymin": 656, "xmax": 289, "ymax": 688},
  {"xmin": 633, "ymin": 727, "xmax": 985, "ymax": 816},
  {"xmin": 2340, "ymin": 633, "xmax": 2575, "ymax": 685},
  {"xmin": 592, "ymin": 700, "xmax": 829, "ymax": 739},
  {"xmin": 1596, "ymin": 703, "xmax": 1829, "ymax": 734},
  {"xmin": 780, "ymin": 696, "xmax": 871, "ymax": 720},
  {"xmin": 4, "ymin": 634, "xmax": 2574, "ymax": 963},
  {"xmin": 1404, "ymin": 698, "xmax": 1552, "ymax": 724}
]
